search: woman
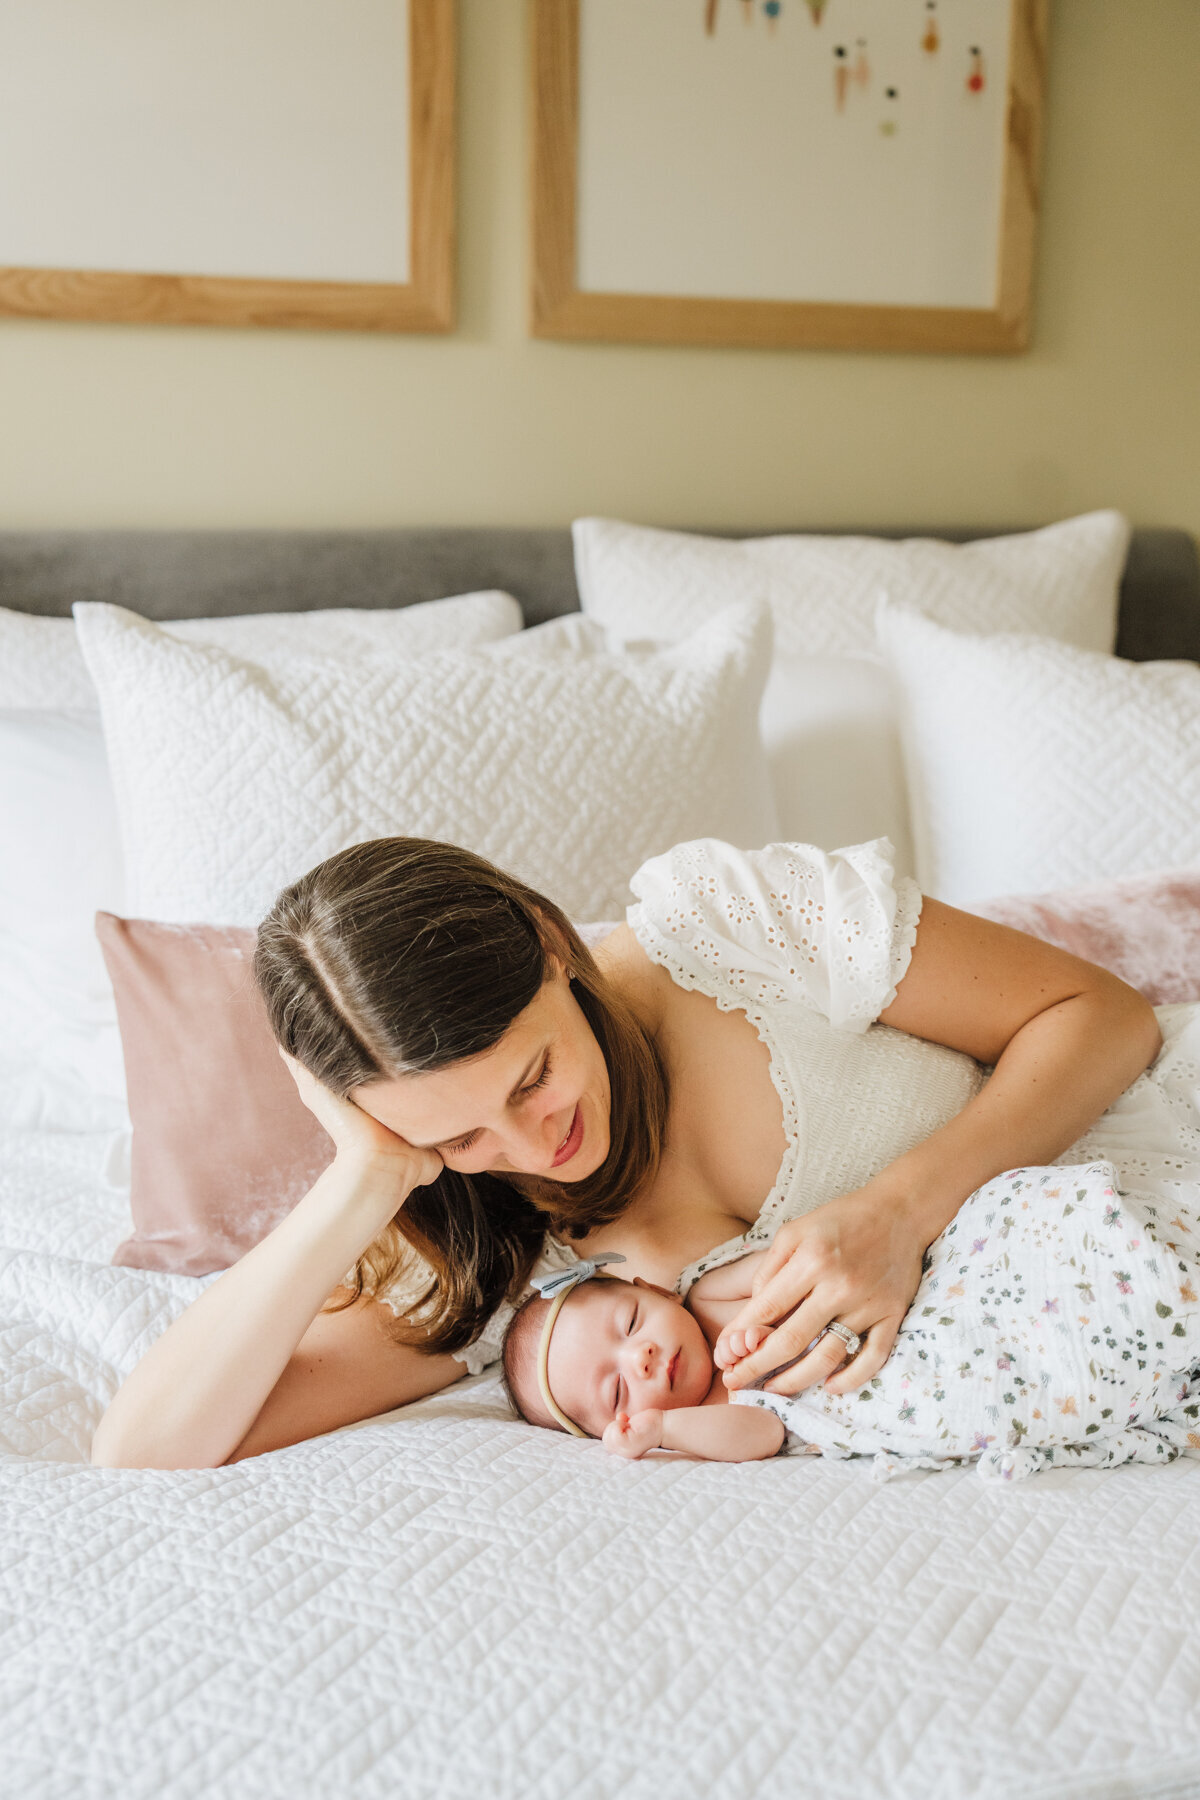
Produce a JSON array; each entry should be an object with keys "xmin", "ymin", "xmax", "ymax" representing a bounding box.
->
[{"xmin": 91, "ymin": 834, "xmax": 1176, "ymax": 1471}]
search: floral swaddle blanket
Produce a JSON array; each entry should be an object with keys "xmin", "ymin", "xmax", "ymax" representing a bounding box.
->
[{"xmin": 733, "ymin": 1163, "xmax": 1200, "ymax": 1481}]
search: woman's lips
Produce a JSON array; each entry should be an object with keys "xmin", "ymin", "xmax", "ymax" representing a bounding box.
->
[{"xmin": 550, "ymin": 1103, "xmax": 584, "ymax": 1168}]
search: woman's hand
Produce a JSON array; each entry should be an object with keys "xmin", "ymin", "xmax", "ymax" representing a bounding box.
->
[
  {"xmin": 281, "ymin": 1051, "xmax": 444, "ymax": 1191},
  {"xmin": 715, "ymin": 1179, "xmax": 927, "ymax": 1397}
]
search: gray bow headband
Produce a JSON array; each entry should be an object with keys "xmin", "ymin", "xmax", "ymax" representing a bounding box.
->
[{"xmin": 530, "ymin": 1251, "xmax": 626, "ymax": 1301}]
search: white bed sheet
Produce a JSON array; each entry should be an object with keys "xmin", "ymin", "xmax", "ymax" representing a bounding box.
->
[{"xmin": 4, "ymin": 1128, "xmax": 1200, "ymax": 1800}]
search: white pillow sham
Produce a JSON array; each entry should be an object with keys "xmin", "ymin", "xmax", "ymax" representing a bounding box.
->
[
  {"xmin": 573, "ymin": 513, "xmax": 1131, "ymax": 659},
  {"xmin": 877, "ymin": 599, "xmax": 1200, "ymax": 905},
  {"xmin": 574, "ymin": 513, "xmax": 1131, "ymax": 869},
  {"xmin": 75, "ymin": 600, "xmax": 777, "ymax": 929},
  {"xmin": 0, "ymin": 590, "xmax": 523, "ymax": 712},
  {"xmin": 0, "ymin": 593, "xmax": 524, "ymax": 1132},
  {"xmin": 0, "ymin": 710, "xmax": 128, "ymax": 1133}
]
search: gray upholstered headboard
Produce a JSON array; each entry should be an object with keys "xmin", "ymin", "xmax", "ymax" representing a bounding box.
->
[{"xmin": 1, "ymin": 525, "xmax": 1197, "ymax": 662}]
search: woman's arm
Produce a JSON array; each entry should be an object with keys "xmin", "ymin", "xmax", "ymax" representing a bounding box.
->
[
  {"xmin": 226, "ymin": 1293, "xmax": 465, "ymax": 1463},
  {"xmin": 91, "ymin": 1062, "xmax": 458, "ymax": 1470},
  {"xmin": 719, "ymin": 901, "xmax": 1163, "ymax": 1397}
]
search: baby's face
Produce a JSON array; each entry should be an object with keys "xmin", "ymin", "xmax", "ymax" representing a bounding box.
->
[{"xmin": 546, "ymin": 1277, "xmax": 714, "ymax": 1438}]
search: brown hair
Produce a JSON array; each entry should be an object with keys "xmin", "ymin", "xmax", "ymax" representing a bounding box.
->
[{"xmin": 254, "ymin": 838, "xmax": 668, "ymax": 1357}]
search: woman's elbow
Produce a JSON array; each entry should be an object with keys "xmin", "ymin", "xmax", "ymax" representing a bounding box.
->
[
  {"xmin": 1099, "ymin": 973, "xmax": 1162, "ymax": 1077},
  {"xmin": 1133, "ymin": 990, "xmax": 1163, "ymax": 1070},
  {"xmin": 89, "ymin": 1417, "xmax": 144, "ymax": 1469},
  {"xmin": 89, "ymin": 1412, "xmax": 220, "ymax": 1472}
]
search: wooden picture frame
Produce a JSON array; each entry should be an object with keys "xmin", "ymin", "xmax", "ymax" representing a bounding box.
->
[
  {"xmin": 0, "ymin": 0, "xmax": 455, "ymax": 334},
  {"xmin": 531, "ymin": 0, "xmax": 1047, "ymax": 354}
]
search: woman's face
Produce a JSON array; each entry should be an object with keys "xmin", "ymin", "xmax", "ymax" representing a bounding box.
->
[{"xmin": 351, "ymin": 965, "xmax": 612, "ymax": 1181}]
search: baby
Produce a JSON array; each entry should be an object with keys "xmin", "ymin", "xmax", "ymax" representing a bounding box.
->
[
  {"xmin": 503, "ymin": 1163, "xmax": 1200, "ymax": 1481},
  {"xmin": 503, "ymin": 1244, "xmax": 791, "ymax": 1463}
]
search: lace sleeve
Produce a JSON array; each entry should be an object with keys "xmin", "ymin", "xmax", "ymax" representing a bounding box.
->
[{"xmin": 627, "ymin": 837, "xmax": 922, "ymax": 1033}]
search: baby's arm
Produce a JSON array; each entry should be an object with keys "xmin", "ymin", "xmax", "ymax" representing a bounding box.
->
[{"xmin": 603, "ymin": 1404, "xmax": 785, "ymax": 1463}]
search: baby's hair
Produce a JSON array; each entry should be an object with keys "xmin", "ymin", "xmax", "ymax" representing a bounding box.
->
[{"xmin": 501, "ymin": 1291, "xmax": 565, "ymax": 1433}]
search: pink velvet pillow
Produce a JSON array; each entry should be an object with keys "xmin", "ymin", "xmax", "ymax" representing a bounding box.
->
[
  {"xmin": 97, "ymin": 914, "xmax": 333, "ymax": 1276},
  {"xmin": 97, "ymin": 913, "xmax": 621, "ymax": 1278},
  {"xmin": 972, "ymin": 869, "xmax": 1200, "ymax": 1005}
]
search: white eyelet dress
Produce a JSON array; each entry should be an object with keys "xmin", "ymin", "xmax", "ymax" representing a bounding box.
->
[
  {"xmin": 625, "ymin": 836, "xmax": 985, "ymax": 1297},
  {"xmin": 419, "ymin": 836, "xmax": 1200, "ymax": 1375}
]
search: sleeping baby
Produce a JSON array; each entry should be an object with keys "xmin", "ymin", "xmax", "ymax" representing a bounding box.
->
[{"xmin": 502, "ymin": 1163, "xmax": 1200, "ymax": 1482}]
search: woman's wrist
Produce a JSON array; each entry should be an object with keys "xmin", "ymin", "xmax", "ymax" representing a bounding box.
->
[
  {"xmin": 866, "ymin": 1160, "xmax": 965, "ymax": 1248},
  {"xmin": 302, "ymin": 1149, "xmax": 419, "ymax": 1245},
  {"xmin": 332, "ymin": 1143, "xmax": 419, "ymax": 1188}
]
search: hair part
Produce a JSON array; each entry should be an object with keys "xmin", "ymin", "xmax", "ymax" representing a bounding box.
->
[{"xmin": 254, "ymin": 838, "xmax": 668, "ymax": 1358}]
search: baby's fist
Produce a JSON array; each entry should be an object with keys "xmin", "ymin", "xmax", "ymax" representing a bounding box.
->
[{"xmin": 602, "ymin": 1409, "xmax": 664, "ymax": 1460}]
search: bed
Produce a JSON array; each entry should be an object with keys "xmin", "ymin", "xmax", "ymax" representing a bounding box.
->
[{"xmin": 3, "ymin": 524, "xmax": 1200, "ymax": 1800}]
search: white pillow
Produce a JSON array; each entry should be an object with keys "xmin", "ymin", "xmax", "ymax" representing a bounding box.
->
[
  {"xmin": 574, "ymin": 514, "xmax": 1131, "ymax": 869},
  {"xmin": 0, "ymin": 711, "xmax": 128, "ymax": 1132},
  {"xmin": 574, "ymin": 514, "xmax": 1130, "ymax": 658},
  {"xmin": 876, "ymin": 599, "xmax": 1200, "ymax": 905},
  {"xmin": 0, "ymin": 590, "xmax": 523, "ymax": 712},
  {"xmin": 75, "ymin": 600, "xmax": 777, "ymax": 928},
  {"xmin": 0, "ymin": 593, "xmax": 524, "ymax": 1132}
]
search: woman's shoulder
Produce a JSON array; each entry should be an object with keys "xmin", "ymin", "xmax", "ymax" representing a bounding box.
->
[{"xmin": 594, "ymin": 922, "xmax": 674, "ymax": 1034}]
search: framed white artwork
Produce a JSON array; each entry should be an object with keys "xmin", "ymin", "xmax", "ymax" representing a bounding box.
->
[
  {"xmin": 532, "ymin": 0, "xmax": 1047, "ymax": 352},
  {"xmin": 0, "ymin": 0, "xmax": 454, "ymax": 332}
]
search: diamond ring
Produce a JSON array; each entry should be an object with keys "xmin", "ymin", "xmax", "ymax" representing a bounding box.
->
[{"xmin": 822, "ymin": 1321, "xmax": 862, "ymax": 1359}]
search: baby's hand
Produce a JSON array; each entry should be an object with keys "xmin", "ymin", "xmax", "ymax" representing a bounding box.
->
[
  {"xmin": 602, "ymin": 1409, "xmax": 664, "ymax": 1460},
  {"xmin": 713, "ymin": 1323, "xmax": 769, "ymax": 1370}
]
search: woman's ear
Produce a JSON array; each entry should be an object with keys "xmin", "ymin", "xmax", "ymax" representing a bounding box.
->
[
  {"xmin": 632, "ymin": 1276, "xmax": 682, "ymax": 1304},
  {"xmin": 529, "ymin": 905, "xmax": 574, "ymax": 979}
]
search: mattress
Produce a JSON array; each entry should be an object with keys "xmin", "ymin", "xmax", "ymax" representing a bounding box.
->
[{"xmin": 4, "ymin": 1129, "xmax": 1200, "ymax": 1800}]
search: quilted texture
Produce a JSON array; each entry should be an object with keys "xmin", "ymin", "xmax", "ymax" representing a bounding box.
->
[
  {"xmin": 6, "ymin": 1129, "xmax": 1200, "ymax": 1799},
  {"xmin": 75, "ymin": 602, "xmax": 776, "ymax": 928},
  {"xmin": 878, "ymin": 601, "xmax": 1200, "ymax": 906},
  {"xmin": 0, "ymin": 590, "xmax": 523, "ymax": 713},
  {"xmin": 573, "ymin": 512, "xmax": 1131, "ymax": 660}
]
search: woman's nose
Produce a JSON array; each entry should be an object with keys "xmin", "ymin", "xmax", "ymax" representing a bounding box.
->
[{"xmin": 505, "ymin": 1104, "xmax": 567, "ymax": 1170}]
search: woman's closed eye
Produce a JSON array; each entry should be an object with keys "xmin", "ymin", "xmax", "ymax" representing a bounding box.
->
[
  {"xmin": 444, "ymin": 1130, "xmax": 481, "ymax": 1155},
  {"xmin": 442, "ymin": 1054, "xmax": 555, "ymax": 1155},
  {"xmin": 523, "ymin": 1054, "xmax": 553, "ymax": 1096}
]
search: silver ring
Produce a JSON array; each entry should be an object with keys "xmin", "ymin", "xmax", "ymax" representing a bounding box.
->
[{"xmin": 822, "ymin": 1321, "xmax": 862, "ymax": 1359}]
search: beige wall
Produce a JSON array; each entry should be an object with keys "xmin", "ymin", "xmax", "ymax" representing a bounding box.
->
[{"xmin": 1, "ymin": 0, "xmax": 1196, "ymax": 537}]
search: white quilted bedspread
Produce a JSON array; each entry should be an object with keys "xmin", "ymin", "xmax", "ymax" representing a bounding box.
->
[{"xmin": 5, "ymin": 1133, "xmax": 1200, "ymax": 1800}]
